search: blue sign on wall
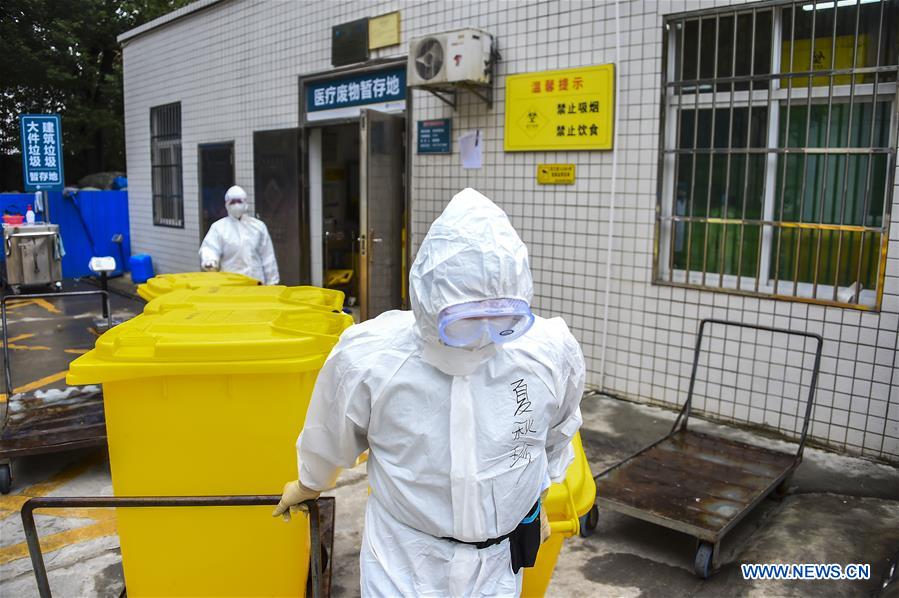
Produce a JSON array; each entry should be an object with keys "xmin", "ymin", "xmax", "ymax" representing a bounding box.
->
[
  {"xmin": 20, "ymin": 114, "xmax": 64, "ymax": 191},
  {"xmin": 417, "ymin": 119, "xmax": 452, "ymax": 154},
  {"xmin": 306, "ymin": 66, "xmax": 406, "ymax": 113}
]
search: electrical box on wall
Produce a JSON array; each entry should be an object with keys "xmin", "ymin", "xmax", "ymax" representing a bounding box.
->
[
  {"xmin": 332, "ymin": 18, "xmax": 370, "ymax": 66},
  {"xmin": 407, "ymin": 29, "xmax": 494, "ymax": 87}
]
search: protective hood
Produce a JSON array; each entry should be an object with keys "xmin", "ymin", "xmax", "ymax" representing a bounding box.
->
[{"xmin": 409, "ymin": 188, "xmax": 533, "ymax": 345}]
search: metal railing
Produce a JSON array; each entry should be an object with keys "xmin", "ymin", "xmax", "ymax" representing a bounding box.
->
[{"xmin": 21, "ymin": 495, "xmax": 323, "ymax": 598}]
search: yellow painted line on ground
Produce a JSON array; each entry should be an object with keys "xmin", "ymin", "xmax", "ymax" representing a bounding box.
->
[
  {"xmin": 0, "ymin": 452, "xmax": 104, "ymax": 515},
  {"xmin": 0, "ymin": 333, "xmax": 50, "ymax": 352},
  {"xmin": 0, "ymin": 518, "xmax": 118, "ymax": 565},
  {"xmin": 0, "ymin": 369, "xmax": 69, "ymax": 402},
  {"xmin": 64, "ymin": 348, "xmax": 89, "ymax": 355},
  {"xmin": 32, "ymin": 298, "xmax": 61, "ymax": 314}
]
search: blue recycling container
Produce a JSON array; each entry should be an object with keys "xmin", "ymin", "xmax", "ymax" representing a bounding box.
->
[{"xmin": 129, "ymin": 254, "xmax": 154, "ymax": 284}]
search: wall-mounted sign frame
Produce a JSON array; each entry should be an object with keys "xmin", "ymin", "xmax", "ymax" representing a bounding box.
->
[
  {"xmin": 417, "ymin": 118, "xmax": 452, "ymax": 154},
  {"xmin": 504, "ymin": 64, "xmax": 615, "ymax": 151}
]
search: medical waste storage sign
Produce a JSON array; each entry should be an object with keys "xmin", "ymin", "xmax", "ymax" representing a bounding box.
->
[
  {"xmin": 20, "ymin": 114, "xmax": 64, "ymax": 191},
  {"xmin": 504, "ymin": 65, "xmax": 614, "ymax": 151}
]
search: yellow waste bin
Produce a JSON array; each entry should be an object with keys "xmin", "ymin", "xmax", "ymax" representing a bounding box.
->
[
  {"xmin": 136, "ymin": 271, "xmax": 261, "ymax": 302},
  {"xmin": 142, "ymin": 285, "xmax": 345, "ymax": 315},
  {"xmin": 67, "ymin": 307, "xmax": 354, "ymax": 597},
  {"xmin": 521, "ymin": 432, "xmax": 596, "ymax": 597}
]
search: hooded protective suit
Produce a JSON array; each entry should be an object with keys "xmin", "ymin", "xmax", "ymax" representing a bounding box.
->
[
  {"xmin": 198, "ymin": 186, "xmax": 280, "ymax": 285},
  {"xmin": 297, "ymin": 188, "xmax": 584, "ymax": 597}
]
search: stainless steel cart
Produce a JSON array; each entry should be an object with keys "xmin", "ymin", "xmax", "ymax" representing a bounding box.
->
[
  {"xmin": 595, "ymin": 319, "xmax": 823, "ymax": 579},
  {"xmin": 3, "ymin": 224, "xmax": 63, "ymax": 294}
]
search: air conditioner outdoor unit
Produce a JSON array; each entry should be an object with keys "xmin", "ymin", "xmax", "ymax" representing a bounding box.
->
[{"xmin": 408, "ymin": 29, "xmax": 494, "ymax": 87}]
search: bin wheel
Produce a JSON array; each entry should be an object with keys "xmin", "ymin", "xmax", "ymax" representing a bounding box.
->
[
  {"xmin": 579, "ymin": 504, "xmax": 599, "ymax": 537},
  {"xmin": 0, "ymin": 463, "xmax": 11, "ymax": 495},
  {"xmin": 53, "ymin": 281, "xmax": 62, "ymax": 291},
  {"xmin": 694, "ymin": 542, "xmax": 714, "ymax": 579}
]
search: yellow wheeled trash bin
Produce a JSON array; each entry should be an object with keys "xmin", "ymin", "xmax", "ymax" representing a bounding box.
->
[
  {"xmin": 67, "ymin": 307, "xmax": 353, "ymax": 597},
  {"xmin": 142, "ymin": 285, "xmax": 346, "ymax": 315},
  {"xmin": 521, "ymin": 432, "xmax": 597, "ymax": 596},
  {"xmin": 136, "ymin": 271, "xmax": 260, "ymax": 302}
]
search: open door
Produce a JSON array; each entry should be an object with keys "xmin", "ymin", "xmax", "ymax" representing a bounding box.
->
[
  {"xmin": 359, "ymin": 109, "xmax": 405, "ymax": 320},
  {"xmin": 253, "ymin": 128, "xmax": 308, "ymax": 285},
  {"xmin": 198, "ymin": 143, "xmax": 234, "ymax": 237}
]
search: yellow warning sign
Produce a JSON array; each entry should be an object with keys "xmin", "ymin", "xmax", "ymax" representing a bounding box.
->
[
  {"xmin": 369, "ymin": 12, "xmax": 401, "ymax": 50},
  {"xmin": 537, "ymin": 164, "xmax": 575, "ymax": 185},
  {"xmin": 504, "ymin": 64, "xmax": 614, "ymax": 151}
]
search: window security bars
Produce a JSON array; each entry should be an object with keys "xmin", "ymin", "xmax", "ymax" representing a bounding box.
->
[
  {"xmin": 150, "ymin": 102, "xmax": 184, "ymax": 228},
  {"xmin": 656, "ymin": 0, "xmax": 898, "ymax": 310}
]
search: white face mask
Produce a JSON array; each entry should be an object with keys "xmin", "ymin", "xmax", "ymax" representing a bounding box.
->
[{"xmin": 226, "ymin": 201, "xmax": 248, "ymax": 220}]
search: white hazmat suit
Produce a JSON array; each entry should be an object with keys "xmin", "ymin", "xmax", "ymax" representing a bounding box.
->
[
  {"xmin": 296, "ymin": 188, "xmax": 585, "ymax": 597},
  {"xmin": 198, "ymin": 185, "xmax": 280, "ymax": 285}
]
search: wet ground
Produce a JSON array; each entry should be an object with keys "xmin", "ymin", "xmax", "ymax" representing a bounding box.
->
[{"xmin": 0, "ymin": 285, "xmax": 897, "ymax": 596}]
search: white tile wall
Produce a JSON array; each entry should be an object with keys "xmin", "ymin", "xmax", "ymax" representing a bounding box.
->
[{"xmin": 121, "ymin": 0, "xmax": 898, "ymax": 462}]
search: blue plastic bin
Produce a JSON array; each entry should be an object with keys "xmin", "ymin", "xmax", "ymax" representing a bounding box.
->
[{"xmin": 129, "ymin": 254, "xmax": 154, "ymax": 284}]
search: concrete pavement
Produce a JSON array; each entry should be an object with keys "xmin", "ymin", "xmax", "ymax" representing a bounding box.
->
[{"xmin": 3, "ymin": 393, "xmax": 896, "ymax": 596}]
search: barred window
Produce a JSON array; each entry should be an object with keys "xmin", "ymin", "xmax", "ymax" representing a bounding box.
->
[
  {"xmin": 150, "ymin": 102, "xmax": 184, "ymax": 228},
  {"xmin": 657, "ymin": 0, "xmax": 898, "ymax": 309}
]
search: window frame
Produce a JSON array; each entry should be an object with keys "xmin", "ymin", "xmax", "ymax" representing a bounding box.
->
[
  {"xmin": 150, "ymin": 102, "xmax": 185, "ymax": 228},
  {"xmin": 655, "ymin": 0, "xmax": 898, "ymax": 311}
]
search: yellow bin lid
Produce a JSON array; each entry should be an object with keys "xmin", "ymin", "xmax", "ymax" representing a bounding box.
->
[
  {"xmin": 137, "ymin": 272, "xmax": 261, "ymax": 302},
  {"xmin": 142, "ymin": 286, "xmax": 345, "ymax": 315},
  {"xmin": 67, "ymin": 308, "xmax": 354, "ymax": 384}
]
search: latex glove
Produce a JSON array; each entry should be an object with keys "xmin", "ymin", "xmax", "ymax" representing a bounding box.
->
[
  {"xmin": 272, "ymin": 480, "xmax": 320, "ymax": 522},
  {"xmin": 539, "ymin": 504, "xmax": 550, "ymax": 544},
  {"xmin": 201, "ymin": 259, "xmax": 219, "ymax": 272}
]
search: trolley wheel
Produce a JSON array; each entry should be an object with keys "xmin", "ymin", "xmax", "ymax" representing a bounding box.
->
[
  {"xmin": 10, "ymin": 285, "xmax": 20, "ymax": 295},
  {"xmin": 579, "ymin": 504, "xmax": 599, "ymax": 537},
  {"xmin": 53, "ymin": 281, "xmax": 62, "ymax": 291},
  {"xmin": 694, "ymin": 542, "xmax": 714, "ymax": 579},
  {"xmin": 0, "ymin": 463, "xmax": 11, "ymax": 495}
]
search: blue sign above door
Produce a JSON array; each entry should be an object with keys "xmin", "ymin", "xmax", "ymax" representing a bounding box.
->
[{"xmin": 306, "ymin": 66, "xmax": 406, "ymax": 115}]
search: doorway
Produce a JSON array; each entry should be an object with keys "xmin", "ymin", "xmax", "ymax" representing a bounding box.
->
[
  {"xmin": 309, "ymin": 110, "xmax": 405, "ymax": 321},
  {"xmin": 198, "ymin": 142, "xmax": 234, "ymax": 237}
]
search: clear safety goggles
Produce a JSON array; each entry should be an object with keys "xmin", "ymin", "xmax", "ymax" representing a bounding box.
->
[{"xmin": 437, "ymin": 298, "xmax": 534, "ymax": 348}]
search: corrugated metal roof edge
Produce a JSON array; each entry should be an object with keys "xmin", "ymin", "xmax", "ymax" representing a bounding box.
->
[{"xmin": 117, "ymin": 0, "xmax": 227, "ymax": 45}]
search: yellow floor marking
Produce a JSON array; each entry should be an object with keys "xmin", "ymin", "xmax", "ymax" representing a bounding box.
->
[
  {"xmin": 0, "ymin": 333, "xmax": 50, "ymax": 352},
  {"xmin": 4, "ymin": 299, "xmax": 36, "ymax": 311},
  {"xmin": 0, "ymin": 452, "xmax": 105, "ymax": 515},
  {"xmin": 0, "ymin": 518, "xmax": 118, "ymax": 565},
  {"xmin": 0, "ymin": 451, "xmax": 117, "ymax": 566},
  {"xmin": 0, "ymin": 370, "xmax": 69, "ymax": 402},
  {"xmin": 32, "ymin": 298, "xmax": 61, "ymax": 314},
  {"xmin": 64, "ymin": 348, "xmax": 89, "ymax": 355},
  {"xmin": 6, "ymin": 343, "xmax": 50, "ymax": 351}
]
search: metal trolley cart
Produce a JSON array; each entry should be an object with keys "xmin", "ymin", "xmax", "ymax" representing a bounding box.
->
[
  {"xmin": 22, "ymin": 495, "xmax": 335, "ymax": 598},
  {"xmin": 595, "ymin": 319, "xmax": 823, "ymax": 579},
  {"xmin": 0, "ymin": 290, "xmax": 111, "ymax": 493}
]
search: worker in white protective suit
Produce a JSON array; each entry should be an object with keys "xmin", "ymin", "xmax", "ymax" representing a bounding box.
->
[
  {"xmin": 273, "ymin": 187, "xmax": 585, "ymax": 597},
  {"xmin": 198, "ymin": 185, "xmax": 279, "ymax": 284}
]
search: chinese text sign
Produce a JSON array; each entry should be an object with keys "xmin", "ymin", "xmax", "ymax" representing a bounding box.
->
[
  {"xmin": 504, "ymin": 64, "xmax": 615, "ymax": 151},
  {"xmin": 306, "ymin": 67, "xmax": 406, "ymax": 113},
  {"xmin": 20, "ymin": 114, "xmax": 64, "ymax": 191}
]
